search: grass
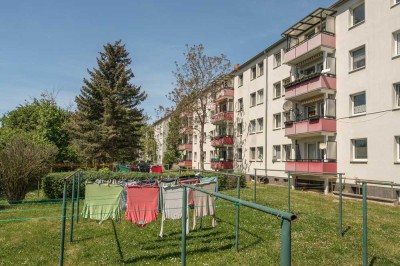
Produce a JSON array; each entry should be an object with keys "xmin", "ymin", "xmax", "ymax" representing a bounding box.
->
[{"xmin": 0, "ymin": 183, "xmax": 399, "ymax": 265}]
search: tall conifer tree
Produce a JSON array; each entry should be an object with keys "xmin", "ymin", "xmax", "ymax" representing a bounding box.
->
[{"xmin": 69, "ymin": 40, "xmax": 146, "ymax": 162}]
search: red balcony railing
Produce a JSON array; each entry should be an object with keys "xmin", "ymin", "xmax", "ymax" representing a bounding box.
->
[
  {"xmin": 285, "ymin": 118, "xmax": 336, "ymax": 137},
  {"xmin": 178, "ymin": 144, "xmax": 193, "ymax": 151},
  {"xmin": 215, "ymin": 89, "xmax": 234, "ymax": 102},
  {"xmin": 211, "ymin": 136, "xmax": 234, "ymax": 147},
  {"xmin": 284, "ymin": 74, "xmax": 336, "ymax": 100},
  {"xmin": 211, "ymin": 112, "xmax": 234, "ymax": 124},
  {"xmin": 284, "ymin": 32, "xmax": 335, "ymax": 65},
  {"xmin": 211, "ymin": 161, "xmax": 234, "ymax": 170},
  {"xmin": 178, "ymin": 160, "xmax": 192, "ymax": 167},
  {"xmin": 286, "ymin": 160, "xmax": 337, "ymax": 174}
]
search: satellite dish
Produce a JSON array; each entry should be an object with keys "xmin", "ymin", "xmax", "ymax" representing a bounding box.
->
[
  {"xmin": 319, "ymin": 143, "xmax": 327, "ymax": 150},
  {"xmin": 282, "ymin": 101, "xmax": 294, "ymax": 111}
]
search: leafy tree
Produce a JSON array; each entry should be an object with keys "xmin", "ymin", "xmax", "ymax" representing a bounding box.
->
[
  {"xmin": 139, "ymin": 124, "xmax": 157, "ymax": 162},
  {"xmin": 167, "ymin": 44, "xmax": 231, "ymax": 169},
  {"xmin": 162, "ymin": 108, "xmax": 182, "ymax": 166},
  {"xmin": 0, "ymin": 137, "xmax": 56, "ymax": 203},
  {"xmin": 69, "ymin": 40, "xmax": 147, "ymax": 162},
  {"xmin": 0, "ymin": 92, "xmax": 76, "ymax": 162}
]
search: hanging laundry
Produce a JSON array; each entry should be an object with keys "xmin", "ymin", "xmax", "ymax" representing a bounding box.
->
[
  {"xmin": 82, "ymin": 182, "xmax": 123, "ymax": 224},
  {"xmin": 200, "ymin": 176, "xmax": 218, "ymax": 193},
  {"xmin": 159, "ymin": 186, "xmax": 189, "ymax": 237},
  {"xmin": 120, "ymin": 181, "xmax": 139, "ymax": 211},
  {"xmin": 192, "ymin": 182, "xmax": 217, "ymax": 230},
  {"xmin": 125, "ymin": 186, "xmax": 159, "ymax": 227},
  {"xmin": 177, "ymin": 178, "xmax": 199, "ymax": 206}
]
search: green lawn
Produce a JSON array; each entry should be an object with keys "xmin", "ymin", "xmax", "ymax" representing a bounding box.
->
[{"xmin": 0, "ymin": 184, "xmax": 399, "ymax": 265}]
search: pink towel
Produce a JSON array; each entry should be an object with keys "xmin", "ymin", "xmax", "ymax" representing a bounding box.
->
[
  {"xmin": 177, "ymin": 178, "xmax": 199, "ymax": 205},
  {"xmin": 125, "ymin": 186, "xmax": 159, "ymax": 227}
]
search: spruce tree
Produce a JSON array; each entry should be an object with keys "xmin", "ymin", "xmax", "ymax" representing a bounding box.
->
[{"xmin": 69, "ymin": 40, "xmax": 146, "ymax": 162}]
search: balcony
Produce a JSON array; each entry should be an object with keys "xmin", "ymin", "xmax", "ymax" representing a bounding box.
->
[
  {"xmin": 211, "ymin": 160, "xmax": 234, "ymax": 170},
  {"xmin": 211, "ymin": 136, "xmax": 234, "ymax": 147},
  {"xmin": 211, "ymin": 111, "xmax": 234, "ymax": 124},
  {"xmin": 285, "ymin": 160, "xmax": 337, "ymax": 174},
  {"xmin": 178, "ymin": 144, "xmax": 193, "ymax": 151},
  {"xmin": 285, "ymin": 117, "xmax": 336, "ymax": 138},
  {"xmin": 178, "ymin": 160, "xmax": 192, "ymax": 168},
  {"xmin": 284, "ymin": 32, "xmax": 335, "ymax": 66},
  {"xmin": 179, "ymin": 127, "xmax": 193, "ymax": 134},
  {"xmin": 284, "ymin": 73, "xmax": 336, "ymax": 101},
  {"xmin": 215, "ymin": 89, "xmax": 234, "ymax": 103}
]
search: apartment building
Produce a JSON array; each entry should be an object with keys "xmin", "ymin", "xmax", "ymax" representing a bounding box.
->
[
  {"xmin": 153, "ymin": 115, "xmax": 171, "ymax": 165},
  {"xmin": 157, "ymin": 0, "xmax": 400, "ymax": 200}
]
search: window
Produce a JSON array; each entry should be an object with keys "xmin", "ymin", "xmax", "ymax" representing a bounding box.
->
[
  {"xmin": 395, "ymin": 0, "xmax": 400, "ymax": 5},
  {"xmin": 210, "ymin": 151, "xmax": 214, "ymax": 160},
  {"xmin": 194, "ymin": 152, "xmax": 197, "ymax": 162},
  {"xmin": 393, "ymin": 31, "xmax": 400, "ymax": 57},
  {"xmin": 258, "ymin": 62, "xmax": 264, "ymax": 76},
  {"xmin": 257, "ymin": 147, "xmax": 263, "ymax": 161},
  {"xmin": 350, "ymin": 2, "xmax": 365, "ymax": 27},
  {"xmin": 194, "ymin": 134, "xmax": 198, "ymax": 144},
  {"xmin": 249, "ymin": 120, "xmax": 256, "ymax": 134},
  {"xmin": 237, "ymin": 148, "xmax": 243, "ymax": 160},
  {"xmin": 250, "ymin": 66, "xmax": 257, "ymax": 80},
  {"xmin": 257, "ymin": 118, "xmax": 263, "ymax": 132},
  {"xmin": 250, "ymin": 147, "xmax": 256, "ymax": 161},
  {"xmin": 350, "ymin": 46, "xmax": 366, "ymax": 70},
  {"xmin": 283, "ymin": 144, "xmax": 292, "ymax": 161},
  {"xmin": 395, "ymin": 136, "xmax": 400, "ymax": 162},
  {"xmin": 274, "ymin": 51, "xmax": 282, "ymax": 68},
  {"xmin": 394, "ymin": 83, "xmax": 400, "ymax": 108},
  {"xmin": 273, "ymin": 145, "xmax": 281, "ymax": 161},
  {"xmin": 250, "ymin": 93, "xmax": 256, "ymax": 107},
  {"xmin": 273, "ymin": 82, "xmax": 281, "ymax": 99},
  {"xmin": 237, "ymin": 122, "xmax": 243, "ymax": 135},
  {"xmin": 351, "ymin": 92, "xmax": 366, "ymax": 115},
  {"xmin": 273, "ymin": 113, "xmax": 282, "ymax": 129},
  {"xmin": 237, "ymin": 98, "xmax": 243, "ymax": 111},
  {"xmin": 238, "ymin": 74, "xmax": 243, "ymax": 87},
  {"xmin": 352, "ymin": 138, "xmax": 368, "ymax": 160},
  {"xmin": 257, "ymin": 89, "xmax": 264, "ymax": 104},
  {"xmin": 203, "ymin": 151, "xmax": 206, "ymax": 162},
  {"xmin": 203, "ymin": 133, "xmax": 207, "ymax": 144}
]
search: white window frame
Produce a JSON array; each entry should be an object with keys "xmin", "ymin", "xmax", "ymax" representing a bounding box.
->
[
  {"xmin": 351, "ymin": 91, "xmax": 366, "ymax": 115},
  {"xmin": 274, "ymin": 51, "xmax": 282, "ymax": 68},
  {"xmin": 257, "ymin": 118, "xmax": 263, "ymax": 132},
  {"xmin": 257, "ymin": 146, "xmax": 264, "ymax": 161},
  {"xmin": 237, "ymin": 122, "xmax": 243, "ymax": 135},
  {"xmin": 283, "ymin": 144, "xmax": 292, "ymax": 161},
  {"xmin": 238, "ymin": 74, "xmax": 243, "ymax": 87},
  {"xmin": 394, "ymin": 83, "xmax": 400, "ymax": 108},
  {"xmin": 273, "ymin": 81, "xmax": 282, "ymax": 99},
  {"xmin": 250, "ymin": 66, "xmax": 257, "ymax": 80},
  {"xmin": 352, "ymin": 138, "xmax": 368, "ymax": 161},
  {"xmin": 249, "ymin": 120, "xmax": 256, "ymax": 134},
  {"xmin": 349, "ymin": 1, "xmax": 365, "ymax": 28},
  {"xmin": 250, "ymin": 147, "xmax": 256, "ymax": 161},
  {"xmin": 257, "ymin": 89, "xmax": 264, "ymax": 104},
  {"xmin": 258, "ymin": 61, "xmax": 264, "ymax": 77},
  {"xmin": 395, "ymin": 136, "xmax": 400, "ymax": 162},
  {"xmin": 273, "ymin": 145, "xmax": 281, "ymax": 161},
  {"xmin": 250, "ymin": 93, "xmax": 256, "ymax": 107},
  {"xmin": 394, "ymin": 0, "xmax": 400, "ymax": 6},
  {"xmin": 194, "ymin": 152, "xmax": 197, "ymax": 162},
  {"xmin": 194, "ymin": 134, "xmax": 198, "ymax": 144},
  {"xmin": 237, "ymin": 98, "xmax": 243, "ymax": 111},
  {"xmin": 350, "ymin": 45, "xmax": 366, "ymax": 71},
  {"xmin": 273, "ymin": 113, "xmax": 282, "ymax": 129},
  {"xmin": 393, "ymin": 31, "xmax": 400, "ymax": 57}
]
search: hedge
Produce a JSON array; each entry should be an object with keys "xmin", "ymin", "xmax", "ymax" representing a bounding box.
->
[{"xmin": 42, "ymin": 170, "xmax": 246, "ymax": 199}]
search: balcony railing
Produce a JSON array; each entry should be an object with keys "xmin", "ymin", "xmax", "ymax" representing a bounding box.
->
[
  {"xmin": 215, "ymin": 89, "xmax": 234, "ymax": 102},
  {"xmin": 285, "ymin": 159, "xmax": 337, "ymax": 174},
  {"xmin": 178, "ymin": 160, "xmax": 192, "ymax": 167},
  {"xmin": 211, "ymin": 111, "xmax": 234, "ymax": 124},
  {"xmin": 285, "ymin": 117, "xmax": 336, "ymax": 137},
  {"xmin": 179, "ymin": 127, "xmax": 193, "ymax": 134},
  {"xmin": 211, "ymin": 160, "xmax": 234, "ymax": 170},
  {"xmin": 284, "ymin": 73, "xmax": 336, "ymax": 100},
  {"xmin": 178, "ymin": 144, "xmax": 193, "ymax": 151},
  {"xmin": 284, "ymin": 31, "xmax": 335, "ymax": 65},
  {"xmin": 211, "ymin": 136, "xmax": 234, "ymax": 147}
]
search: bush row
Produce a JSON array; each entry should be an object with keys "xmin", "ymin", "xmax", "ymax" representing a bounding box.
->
[{"xmin": 42, "ymin": 171, "xmax": 246, "ymax": 199}]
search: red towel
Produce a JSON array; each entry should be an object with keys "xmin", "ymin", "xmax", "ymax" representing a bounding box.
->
[
  {"xmin": 125, "ymin": 186, "xmax": 159, "ymax": 227},
  {"xmin": 177, "ymin": 178, "xmax": 199, "ymax": 206}
]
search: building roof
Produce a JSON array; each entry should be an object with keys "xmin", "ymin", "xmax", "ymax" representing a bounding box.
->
[
  {"xmin": 152, "ymin": 113, "xmax": 172, "ymax": 126},
  {"xmin": 282, "ymin": 8, "xmax": 336, "ymax": 37}
]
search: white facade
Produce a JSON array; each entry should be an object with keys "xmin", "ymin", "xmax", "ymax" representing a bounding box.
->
[{"xmin": 153, "ymin": 115, "xmax": 170, "ymax": 165}]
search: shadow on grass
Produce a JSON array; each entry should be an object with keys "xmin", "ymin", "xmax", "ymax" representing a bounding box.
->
[{"xmin": 342, "ymin": 226, "xmax": 351, "ymax": 236}]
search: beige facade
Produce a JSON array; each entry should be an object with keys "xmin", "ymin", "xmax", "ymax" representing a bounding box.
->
[{"xmin": 153, "ymin": 115, "xmax": 170, "ymax": 165}]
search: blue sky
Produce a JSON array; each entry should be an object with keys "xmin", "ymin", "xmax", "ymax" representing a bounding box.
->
[{"xmin": 0, "ymin": 0, "xmax": 334, "ymax": 122}]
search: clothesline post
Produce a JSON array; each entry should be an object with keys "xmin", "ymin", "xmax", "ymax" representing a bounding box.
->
[
  {"xmin": 76, "ymin": 172, "xmax": 81, "ymax": 224},
  {"xmin": 253, "ymin": 169, "xmax": 257, "ymax": 203},
  {"xmin": 181, "ymin": 186, "xmax": 187, "ymax": 266},
  {"xmin": 59, "ymin": 179, "xmax": 67, "ymax": 266},
  {"xmin": 287, "ymin": 172, "xmax": 291, "ymax": 213},
  {"xmin": 69, "ymin": 174, "xmax": 76, "ymax": 242},
  {"xmin": 235, "ymin": 175, "xmax": 240, "ymax": 252}
]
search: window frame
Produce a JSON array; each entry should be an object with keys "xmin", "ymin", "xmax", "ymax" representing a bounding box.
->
[
  {"xmin": 350, "ymin": 45, "xmax": 366, "ymax": 71},
  {"xmin": 351, "ymin": 91, "xmax": 366, "ymax": 116},
  {"xmin": 257, "ymin": 61, "xmax": 264, "ymax": 77},
  {"xmin": 257, "ymin": 118, "xmax": 264, "ymax": 133},
  {"xmin": 349, "ymin": 1, "xmax": 365, "ymax": 28},
  {"xmin": 257, "ymin": 89, "xmax": 264, "ymax": 104},
  {"xmin": 257, "ymin": 146, "xmax": 264, "ymax": 161},
  {"xmin": 273, "ymin": 51, "xmax": 282, "ymax": 68},
  {"xmin": 395, "ymin": 136, "xmax": 400, "ymax": 163},
  {"xmin": 194, "ymin": 152, "xmax": 197, "ymax": 162},
  {"xmin": 250, "ymin": 66, "xmax": 257, "ymax": 80},
  {"xmin": 238, "ymin": 74, "xmax": 243, "ymax": 87},
  {"xmin": 250, "ymin": 147, "xmax": 256, "ymax": 161},
  {"xmin": 394, "ymin": 83, "xmax": 400, "ymax": 108},
  {"xmin": 273, "ymin": 113, "xmax": 282, "ymax": 129},
  {"xmin": 352, "ymin": 138, "xmax": 368, "ymax": 162},
  {"xmin": 237, "ymin": 98, "xmax": 243, "ymax": 111},
  {"xmin": 237, "ymin": 148, "xmax": 243, "ymax": 161},
  {"xmin": 250, "ymin": 92, "xmax": 256, "ymax": 107},
  {"xmin": 273, "ymin": 81, "xmax": 282, "ymax": 99},
  {"xmin": 283, "ymin": 144, "xmax": 292, "ymax": 161},
  {"xmin": 249, "ymin": 120, "xmax": 256, "ymax": 134},
  {"xmin": 273, "ymin": 145, "xmax": 281, "ymax": 161},
  {"xmin": 237, "ymin": 122, "xmax": 243, "ymax": 135},
  {"xmin": 393, "ymin": 31, "xmax": 400, "ymax": 58}
]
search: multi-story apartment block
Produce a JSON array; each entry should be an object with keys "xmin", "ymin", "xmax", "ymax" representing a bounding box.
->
[
  {"xmin": 153, "ymin": 115, "xmax": 171, "ymax": 165},
  {"xmin": 178, "ymin": 114, "xmax": 193, "ymax": 169},
  {"xmin": 156, "ymin": 0, "xmax": 400, "ymax": 200}
]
